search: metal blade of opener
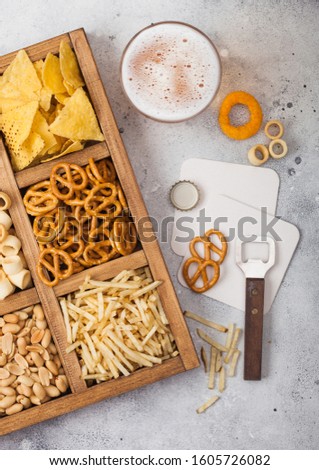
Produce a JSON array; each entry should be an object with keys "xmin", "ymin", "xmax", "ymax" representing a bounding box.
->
[{"xmin": 236, "ymin": 236, "xmax": 275, "ymax": 380}]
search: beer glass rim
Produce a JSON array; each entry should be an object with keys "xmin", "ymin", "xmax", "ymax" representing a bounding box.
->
[{"xmin": 120, "ymin": 20, "xmax": 222, "ymax": 123}]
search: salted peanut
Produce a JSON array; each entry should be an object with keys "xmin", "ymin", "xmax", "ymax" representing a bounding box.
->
[
  {"xmin": 44, "ymin": 385, "xmax": 61, "ymax": 398},
  {"xmin": 23, "ymin": 306, "xmax": 33, "ymax": 314},
  {"xmin": 0, "ymin": 368, "xmax": 10, "ymax": 380},
  {"xmin": 31, "ymin": 329, "xmax": 45, "ymax": 344},
  {"xmin": 17, "ymin": 395, "xmax": 31, "ymax": 409},
  {"xmin": 38, "ymin": 367, "xmax": 51, "ymax": 387},
  {"xmin": 42, "ymin": 349, "xmax": 50, "ymax": 361},
  {"xmin": 17, "ymin": 375, "xmax": 34, "ymax": 387},
  {"xmin": 17, "ymin": 327, "xmax": 31, "ymax": 338},
  {"xmin": 46, "ymin": 360, "xmax": 59, "ymax": 376},
  {"xmin": 14, "ymin": 353, "xmax": 28, "ymax": 369},
  {"xmin": 48, "ymin": 343, "xmax": 57, "ymax": 355},
  {"xmin": 0, "ymin": 353, "xmax": 7, "ymax": 367},
  {"xmin": 53, "ymin": 355, "xmax": 61, "ymax": 370},
  {"xmin": 6, "ymin": 363, "xmax": 24, "ymax": 376},
  {"xmin": 30, "ymin": 395, "xmax": 41, "ymax": 406},
  {"xmin": 0, "ymin": 317, "xmax": 5, "ymax": 328},
  {"xmin": 30, "ymin": 351, "xmax": 44, "ymax": 368},
  {"xmin": 2, "ymin": 323, "xmax": 21, "ymax": 335},
  {"xmin": 2, "ymin": 332, "xmax": 13, "ymax": 355},
  {"xmin": 6, "ymin": 403, "xmax": 24, "ymax": 415},
  {"xmin": 55, "ymin": 375, "xmax": 68, "ymax": 393},
  {"xmin": 0, "ymin": 375, "xmax": 16, "ymax": 387},
  {"xmin": 17, "ymin": 337, "xmax": 28, "ymax": 356},
  {"xmin": 17, "ymin": 320, "xmax": 26, "ymax": 329},
  {"xmin": 33, "ymin": 382, "xmax": 46, "ymax": 401},
  {"xmin": 26, "ymin": 344, "xmax": 44, "ymax": 354},
  {"xmin": 25, "ymin": 353, "xmax": 34, "ymax": 366},
  {"xmin": 0, "ymin": 386, "xmax": 16, "ymax": 396},
  {"xmin": 33, "ymin": 305, "xmax": 45, "ymax": 321},
  {"xmin": 7, "ymin": 344, "xmax": 16, "ymax": 361},
  {"xmin": 0, "ymin": 395, "xmax": 16, "ymax": 409},
  {"xmin": 26, "ymin": 318, "xmax": 35, "ymax": 329},
  {"xmin": 29, "ymin": 367, "xmax": 39, "ymax": 373},
  {"xmin": 17, "ymin": 311, "xmax": 29, "ymax": 321},
  {"xmin": 16, "ymin": 384, "xmax": 32, "ymax": 397},
  {"xmin": 3, "ymin": 313, "xmax": 19, "ymax": 324},
  {"xmin": 36, "ymin": 319, "xmax": 48, "ymax": 330},
  {"xmin": 41, "ymin": 329, "xmax": 51, "ymax": 349}
]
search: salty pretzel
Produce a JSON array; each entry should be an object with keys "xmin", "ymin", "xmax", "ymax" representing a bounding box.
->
[
  {"xmin": 50, "ymin": 163, "xmax": 88, "ymax": 201},
  {"xmin": 33, "ymin": 208, "xmax": 65, "ymax": 243},
  {"xmin": 190, "ymin": 229, "xmax": 227, "ymax": 265},
  {"xmin": 37, "ymin": 247, "xmax": 74, "ymax": 287},
  {"xmin": 82, "ymin": 240, "xmax": 118, "ymax": 266},
  {"xmin": 183, "ymin": 257, "xmax": 220, "ymax": 293},
  {"xmin": 117, "ymin": 183, "xmax": 129, "ymax": 213},
  {"xmin": 86, "ymin": 158, "xmax": 116, "ymax": 184},
  {"xmin": 110, "ymin": 218, "xmax": 137, "ymax": 256},
  {"xmin": 0, "ymin": 191, "xmax": 12, "ymax": 211},
  {"xmin": 23, "ymin": 181, "xmax": 59, "ymax": 216},
  {"xmin": 84, "ymin": 182, "xmax": 118, "ymax": 217}
]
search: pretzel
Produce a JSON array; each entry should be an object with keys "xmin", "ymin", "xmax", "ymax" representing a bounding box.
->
[
  {"xmin": 37, "ymin": 247, "xmax": 74, "ymax": 287},
  {"xmin": 86, "ymin": 157, "xmax": 116, "ymax": 184},
  {"xmin": 117, "ymin": 183, "xmax": 129, "ymax": 213},
  {"xmin": 23, "ymin": 181, "xmax": 59, "ymax": 216},
  {"xmin": 84, "ymin": 182, "xmax": 119, "ymax": 218},
  {"xmin": 183, "ymin": 257, "xmax": 220, "ymax": 293},
  {"xmin": 190, "ymin": 229, "xmax": 227, "ymax": 264},
  {"xmin": 0, "ymin": 191, "xmax": 12, "ymax": 211},
  {"xmin": 33, "ymin": 208, "xmax": 65, "ymax": 243},
  {"xmin": 50, "ymin": 163, "xmax": 88, "ymax": 201},
  {"xmin": 110, "ymin": 218, "xmax": 137, "ymax": 256},
  {"xmin": 82, "ymin": 240, "xmax": 118, "ymax": 266}
]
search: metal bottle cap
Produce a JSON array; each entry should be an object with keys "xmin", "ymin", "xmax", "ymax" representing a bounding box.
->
[{"xmin": 169, "ymin": 180, "xmax": 200, "ymax": 211}]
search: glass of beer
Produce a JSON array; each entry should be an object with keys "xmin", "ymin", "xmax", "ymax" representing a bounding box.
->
[{"xmin": 121, "ymin": 21, "xmax": 222, "ymax": 123}]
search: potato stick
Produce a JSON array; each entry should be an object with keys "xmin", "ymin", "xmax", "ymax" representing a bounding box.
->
[
  {"xmin": 140, "ymin": 352, "xmax": 162, "ymax": 364},
  {"xmin": 60, "ymin": 299, "xmax": 72, "ymax": 344},
  {"xmin": 225, "ymin": 323, "xmax": 234, "ymax": 350},
  {"xmin": 130, "ymin": 280, "xmax": 162, "ymax": 299},
  {"xmin": 66, "ymin": 340, "xmax": 81, "ymax": 353},
  {"xmin": 200, "ymin": 346, "xmax": 208, "ymax": 373},
  {"xmin": 95, "ymin": 341, "xmax": 119, "ymax": 378},
  {"xmin": 103, "ymin": 337, "xmax": 134, "ymax": 371},
  {"xmin": 97, "ymin": 292, "xmax": 104, "ymax": 322},
  {"xmin": 82, "ymin": 373, "xmax": 109, "ymax": 380},
  {"xmin": 215, "ymin": 351, "xmax": 222, "ymax": 372},
  {"xmin": 196, "ymin": 395, "xmax": 219, "ymax": 414},
  {"xmin": 72, "ymin": 321, "xmax": 79, "ymax": 343},
  {"xmin": 228, "ymin": 349, "xmax": 240, "ymax": 377},
  {"xmin": 67, "ymin": 303, "xmax": 96, "ymax": 323},
  {"xmin": 96, "ymin": 341, "xmax": 129, "ymax": 376},
  {"xmin": 83, "ymin": 331, "xmax": 98, "ymax": 361},
  {"xmin": 84, "ymin": 280, "xmax": 140, "ymax": 289},
  {"xmin": 125, "ymin": 329, "xmax": 143, "ymax": 352},
  {"xmin": 218, "ymin": 366, "xmax": 225, "ymax": 393},
  {"xmin": 196, "ymin": 328, "xmax": 228, "ymax": 352},
  {"xmin": 171, "ymin": 350, "xmax": 179, "ymax": 357},
  {"xmin": 134, "ymin": 298, "xmax": 148, "ymax": 326},
  {"xmin": 184, "ymin": 311, "xmax": 228, "ymax": 332},
  {"xmin": 142, "ymin": 324, "xmax": 158, "ymax": 346},
  {"xmin": 106, "ymin": 330, "xmax": 153, "ymax": 367},
  {"xmin": 224, "ymin": 328, "xmax": 241, "ymax": 363},
  {"xmin": 208, "ymin": 347, "xmax": 217, "ymax": 390}
]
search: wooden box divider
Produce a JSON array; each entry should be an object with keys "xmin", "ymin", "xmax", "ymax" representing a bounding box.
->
[{"xmin": 0, "ymin": 28, "xmax": 199, "ymax": 435}]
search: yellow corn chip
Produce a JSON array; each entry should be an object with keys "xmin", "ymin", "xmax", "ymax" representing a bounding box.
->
[
  {"xmin": 0, "ymin": 82, "xmax": 30, "ymax": 113},
  {"xmin": 0, "ymin": 101, "xmax": 39, "ymax": 152},
  {"xmin": 49, "ymin": 87, "xmax": 104, "ymax": 141},
  {"xmin": 63, "ymin": 80, "xmax": 76, "ymax": 96},
  {"xmin": 33, "ymin": 60, "xmax": 52, "ymax": 112},
  {"xmin": 10, "ymin": 132, "xmax": 44, "ymax": 171},
  {"xmin": 47, "ymin": 135, "xmax": 67, "ymax": 155},
  {"xmin": 55, "ymin": 93, "xmax": 69, "ymax": 104},
  {"xmin": 32, "ymin": 111, "xmax": 57, "ymax": 156},
  {"xmin": 2, "ymin": 50, "xmax": 41, "ymax": 101},
  {"xmin": 43, "ymin": 53, "xmax": 67, "ymax": 95},
  {"xmin": 42, "ymin": 140, "xmax": 83, "ymax": 162},
  {"xmin": 60, "ymin": 40, "xmax": 84, "ymax": 89}
]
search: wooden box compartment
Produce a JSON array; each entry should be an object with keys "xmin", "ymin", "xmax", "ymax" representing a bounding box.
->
[{"xmin": 0, "ymin": 29, "xmax": 199, "ymax": 436}]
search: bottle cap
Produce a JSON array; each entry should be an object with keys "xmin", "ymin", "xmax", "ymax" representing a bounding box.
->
[{"xmin": 169, "ymin": 180, "xmax": 200, "ymax": 211}]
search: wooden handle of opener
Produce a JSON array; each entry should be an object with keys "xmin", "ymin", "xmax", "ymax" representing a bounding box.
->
[{"xmin": 244, "ymin": 278, "xmax": 265, "ymax": 380}]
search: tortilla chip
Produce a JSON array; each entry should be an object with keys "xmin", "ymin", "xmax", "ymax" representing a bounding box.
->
[
  {"xmin": 0, "ymin": 101, "xmax": 39, "ymax": 153},
  {"xmin": 10, "ymin": 132, "xmax": 44, "ymax": 171},
  {"xmin": 55, "ymin": 93, "xmax": 69, "ymax": 104},
  {"xmin": 60, "ymin": 40, "xmax": 84, "ymax": 89},
  {"xmin": 0, "ymin": 82, "xmax": 30, "ymax": 113},
  {"xmin": 42, "ymin": 53, "xmax": 67, "ymax": 95},
  {"xmin": 32, "ymin": 111, "xmax": 57, "ymax": 156},
  {"xmin": 49, "ymin": 87, "xmax": 104, "ymax": 141},
  {"xmin": 63, "ymin": 80, "xmax": 76, "ymax": 96},
  {"xmin": 2, "ymin": 50, "xmax": 41, "ymax": 101},
  {"xmin": 42, "ymin": 140, "xmax": 84, "ymax": 162},
  {"xmin": 33, "ymin": 60, "xmax": 52, "ymax": 112}
]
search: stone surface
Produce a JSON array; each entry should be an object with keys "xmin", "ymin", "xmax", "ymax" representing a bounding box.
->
[{"xmin": 0, "ymin": 0, "xmax": 318, "ymax": 450}]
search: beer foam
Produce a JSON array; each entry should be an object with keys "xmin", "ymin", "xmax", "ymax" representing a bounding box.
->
[{"xmin": 121, "ymin": 22, "xmax": 221, "ymax": 122}]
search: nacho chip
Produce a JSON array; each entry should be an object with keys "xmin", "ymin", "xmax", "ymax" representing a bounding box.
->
[
  {"xmin": 0, "ymin": 101, "xmax": 39, "ymax": 152},
  {"xmin": 43, "ymin": 53, "xmax": 67, "ymax": 95},
  {"xmin": 32, "ymin": 111, "xmax": 57, "ymax": 155},
  {"xmin": 49, "ymin": 87, "xmax": 104, "ymax": 141},
  {"xmin": 47, "ymin": 135, "xmax": 67, "ymax": 155},
  {"xmin": 63, "ymin": 80, "xmax": 76, "ymax": 96},
  {"xmin": 2, "ymin": 50, "xmax": 41, "ymax": 101},
  {"xmin": 42, "ymin": 140, "xmax": 83, "ymax": 162},
  {"xmin": 55, "ymin": 93, "xmax": 69, "ymax": 104},
  {"xmin": 60, "ymin": 40, "xmax": 84, "ymax": 89},
  {"xmin": 0, "ymin": 82, "xmax": 30, "ymax": 113},
  {"xmin": 11, "ymin": 132, "xmax": 44, "ymax": 171},
  {"xmin": 33, "ymin": 60, "xmax": 52, "ymax": 112}
]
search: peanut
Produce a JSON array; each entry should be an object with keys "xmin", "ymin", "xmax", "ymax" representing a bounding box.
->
[
  {"xmin": 33, "ymin": 305, "xmax": 45, "ymax": 321},
  {"xmin": 2, "ymin": 324, "xmax": 21, "ymax": 335},
  {"xmin": 44, "ymin": 385, "xmax": 61, "ymax": 398},
  {"xmin": 17, "ymin": 337, "xmax": 27, "ymax": 356},
  {"xmin": 14, "ymin": 353, "xmax": 28, "ymax": 369},
  {"xmin": 0, "ymin": 368, "xmax": 10, "ymax": 380},
  {"xmin": 0, "ymin": 395, "xmax": 16, "ymax": 409},
  {"xmin": 2, "ymin": 333, "xmax": 13, "ymax": 355},
  {"xmin": 6, "ymin": 403, "xmax": 23, "ymax": 415},
  {"xmin": 41, "ymin": 329, "xmax": 51, "ymax": 349},
  {"xmin": 3, "ymin": 313, "xmax": 19, "ymax": 324}
]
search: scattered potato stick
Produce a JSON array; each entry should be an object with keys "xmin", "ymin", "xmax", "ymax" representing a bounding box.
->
[
  {"xmin": 225, "ymin": 323, "xmax": 234, "ymax": 350},
  {"xmin": 196, "ymin": 328, "xmax": 228, "ymax": 352},
  {"xmin": 196, "ymin": 395, "xmax": 219, "ymax": 414},
  {"xmin": 184, "ymin": 311, "xmax": 228, "ymax": 333},
  {"xmin": 215, "ymin": 351, "xmax": 222, "ymax": 373},
  {"xmin": 218, "ymin": 366, "xmax": 225, "ymax": 393},
  {"xmin": 200, "ymin": 346, "xmax": 208, "ymax": 373},
  {"xmin": 208, "ymin": 347, "xmax": 217, "ymax": 390},
  {"xmin": 224, "ymin": 328, "xmax": 242, "ymax": 363},
  {"xmin": 228, "ymin": 349, "xmax": 240, "ymax": 377}
]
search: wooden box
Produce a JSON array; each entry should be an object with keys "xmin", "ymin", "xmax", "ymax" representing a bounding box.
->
[{"xmin": 0, "ymin": 29, "xmax": 198, "ymax": 436}]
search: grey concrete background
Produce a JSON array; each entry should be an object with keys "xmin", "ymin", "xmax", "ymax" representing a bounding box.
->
[{"xmin": 0, "ymin": 0, "xmax": 318, "ymax": 450}]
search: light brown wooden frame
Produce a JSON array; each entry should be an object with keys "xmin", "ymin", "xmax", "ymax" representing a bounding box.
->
[{"xmin": 0, "ymin": 29, "xmax": 199, "ymax": 436}]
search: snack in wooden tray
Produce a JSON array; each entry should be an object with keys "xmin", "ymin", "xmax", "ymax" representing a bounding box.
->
[
  {"xmin": 60, "ymin": 268, "xmax": 178, "ymax": 384},
  {"xmin": 23, "ymin": 158, "xmax": 137, "ymax": 287},
  {"xmin": 0, "ymin": 191, "xmax": 32, "ymax": 299},
  {"xmin": 0, "ymin": 304, "xmax": 69, "ymax": 417},
  {"xmin": 0, "ymin": 41, "xmax": 104, "ymax": 171},
  {"xmin": 183, "ymin": 229, "xmax": 227, "ymax": 293}
]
